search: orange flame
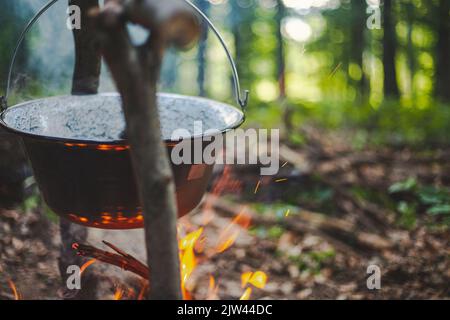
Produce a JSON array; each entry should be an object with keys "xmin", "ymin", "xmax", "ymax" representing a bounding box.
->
[
  {"xmin": 137, "ymin": 280, "xmax": 148, "ymax": 300},
  {"xmin": 179, "ymin": 228, "xmax": 203, "ymax": 300},
  {"xmin": 114, "ymin": 287, "xmax": 124, "ymax": 300},
  {"xmin": 240, "ymin": 271, "xmax": 268, "ymax": 300},
  {"xmin": 215, "ymin": 208, "xmax": 251, "ymax": 253},
  {"xmin": 241, "ymin": 271, "xmax": 268, "ymax": 289},
  {"xmin": 8, "ymin": 280, "xmax": 21, "ymax": 300},
  {"xmin": 206, "ymin": 275, "xmax": 219, "ymax": 300},
  {"xmin": 239, "ymin": 287, "xmax": 252, "ymax": 300}
]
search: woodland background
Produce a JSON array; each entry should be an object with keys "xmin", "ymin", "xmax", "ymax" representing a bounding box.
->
[{"xmin": 0, "ymin": 0, "xmax": 449, "ymax": 300}]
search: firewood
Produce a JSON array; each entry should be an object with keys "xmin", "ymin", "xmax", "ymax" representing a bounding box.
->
[{"xmin": 74, "ymin": 241, "xmax": 149, "ymax": 280}]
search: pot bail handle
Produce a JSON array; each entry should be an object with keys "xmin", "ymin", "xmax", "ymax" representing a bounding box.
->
[
  {"xmin": 1, "ymin": 0, "xmax": 59, "ymax": 112},
  {"xmin": 1, "ymin": 0, "xmax": 249, "ymax": 112},
  {"xmin": 185, "ymin": 0, "xmax": 249, "ymax": 111}
]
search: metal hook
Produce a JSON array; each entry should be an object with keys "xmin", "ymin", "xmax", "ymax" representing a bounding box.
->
[
  {"xmin": 3, "ymin": 0, "xmax": 249, "ymax": 112},
  {"xmin": 184, "ymin": 0, "xmax": 249, "ymax": 111}
]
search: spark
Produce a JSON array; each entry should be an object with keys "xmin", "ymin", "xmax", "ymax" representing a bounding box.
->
[
  {"xmin": 8, "ymin": 280, "xmax": 21, "ymax": 300},
  {"xmin": 254, "ymin": 180, "xmax": 261, "ymax": 194},
  {"xmin": 80, "ymin": 259, "xmax": 96, "ymax": 275}
]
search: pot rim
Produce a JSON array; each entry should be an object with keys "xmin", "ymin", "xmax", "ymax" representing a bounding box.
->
[{"xmin": 0, "ymin": 92, "xmax": 245, "ymax": 146}]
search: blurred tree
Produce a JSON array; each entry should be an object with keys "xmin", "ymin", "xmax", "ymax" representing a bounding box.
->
[
  {"xmin": 383, "ymin": 0, "xmax": 399, "ymax": 98},
  {"xmin": 0, "ymin": 1, "xmax": 30, "ymax": 90},
  {"xmin": 275, "ymin": 0, "xmax": 286, "ymax": 99},
  {"xmin": 229, "ymin": 0, "xmax": 256, "ymax": 90},
  {"xmin": 435, "ymin": 0, "xmax": 450, "ymax": 103},
  {"xmin": 349, "ymin": 0, "xmax": 368, "ymax": 99},
  {"xmin": 405, "ymin": 2, "xmax": 415, "ymax": 97},
  {"xmin": 0, "ymin": 1, "xmax": 31, "ymax": 207},
  {"xmin": 196, "ymin": 0, "xmax": 210, "ymax": 97}
]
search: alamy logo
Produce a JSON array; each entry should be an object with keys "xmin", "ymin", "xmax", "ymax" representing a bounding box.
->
[
  {"xmin": 366, "ymin": 4, "xmax": 381, "ymax": 30},
  {"xmin": 66, "ymin": 265, "xmax": 81, "ymax": 290},
  {"xmin": 67, "ymin": 5, "xmax": 81, "ymax": 30},
  {"xmin": 366, "ymin": 265, "xmax": 381, "ymax": 290},
  {"xmin": 170, "ymin": 122, "xmax": 280, "ymax": 176}
]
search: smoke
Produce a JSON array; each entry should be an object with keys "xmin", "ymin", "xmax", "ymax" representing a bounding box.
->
[
  {"xmin": 8, "ymin": 0, "xmax": 211, "ymax": 101},
  {"xmin": 9, "ymin": 0, "xmax": 117, "ymax": 99},
  {"xmin": 9, "ymin": 0, "xmax": 73, "ymax": 97}
]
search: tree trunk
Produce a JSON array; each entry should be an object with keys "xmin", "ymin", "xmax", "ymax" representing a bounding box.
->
[
  {"xmin": 382, "ymin": 0, "xmax": 399, "ymax": 98},
  {"xmin": 57, "ymin": 0, "xmax": 101, "ymax": 300},
  {"xmin": 70, "ymin": 0, "xmax": 102, "ymax": 94},
  {"xmin": 435, "ymin": 0, "xmax": 450, "ymax": 103}
]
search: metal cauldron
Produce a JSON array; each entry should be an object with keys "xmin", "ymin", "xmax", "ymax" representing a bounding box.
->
[{"xmin": 0, "ymin": 0, "xmax": 248, "ymax": 229}]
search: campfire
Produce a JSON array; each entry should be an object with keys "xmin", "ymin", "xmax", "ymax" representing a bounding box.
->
[
  {"xmin": 71, "ymin": 165, "xmax": 269, "ymax": 300},
  {"xmin": 0, "ymin": 0, "xmax": 255, "ymax": 301}
]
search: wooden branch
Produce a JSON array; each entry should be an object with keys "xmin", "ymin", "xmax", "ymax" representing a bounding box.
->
[
  {"xmin": 91, "ymin": 0, "xmax": 200, "ymax": 300},
  {"xmin": 123, "ymin": 0, "xmax": 200, "ymax": 48},
  {"xmin": 74, "ymin": 241, "xmax": 149, "ymax": 280},
  {"xmin": 70, "ymin": 0, "xmax": 102, "ymax": 94}
]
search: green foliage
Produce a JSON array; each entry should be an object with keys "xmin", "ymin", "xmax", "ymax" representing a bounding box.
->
[
  {"xmin": 389, "ymin": 177, "xmax": 418, "ymax": 193},
  {"xmin": 250, "ymin": 225, "xmax": 284, "ymax": 240},
  {"xmin": 397, "ymin": 201, "xmax": 417, "ymax": 229},
  {"xmin": 389, "ymin": 178, "xmax": 450, "ymax": 227},
  {"xmin": 289, "ymin": 249, "xmax": 336, "ymax": 274}
]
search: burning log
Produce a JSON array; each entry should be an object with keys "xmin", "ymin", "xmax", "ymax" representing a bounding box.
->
[
  {"xmin": 90, "ymin": 0, "xmax": 200, "ymax": 300},
  {"xmin": 74, "ymin": 241, "xmax": 149, "ymax": 280}
]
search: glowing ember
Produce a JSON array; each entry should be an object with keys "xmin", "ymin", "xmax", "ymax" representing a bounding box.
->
[
  {"xmin": 179, "ymin": 228, "xmax": 204, "ymax": 300},
  {"xmin": 8, "ymin": 279, "xmax": 21, "ymax": 300}
]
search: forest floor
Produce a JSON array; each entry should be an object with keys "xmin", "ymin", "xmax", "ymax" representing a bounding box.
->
[{"xmin": 0, "ymin": 127, "xmax": 449, "ymax": 300}]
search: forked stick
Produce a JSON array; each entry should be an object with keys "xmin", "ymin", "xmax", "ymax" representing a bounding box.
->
[{"xmin": 89, "ymin": 1, "xmax": 200, "ymax": 299}]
